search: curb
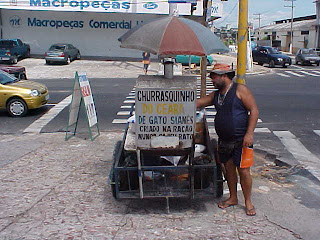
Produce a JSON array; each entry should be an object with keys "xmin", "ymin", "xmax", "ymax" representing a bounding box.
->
[
  {"xmin": 255, "ymin": 147, "xmax": 320, "ymax": 184},
  {"xmin": 254, "ymin": 147, "xmax": 292, "ymax": 168}
]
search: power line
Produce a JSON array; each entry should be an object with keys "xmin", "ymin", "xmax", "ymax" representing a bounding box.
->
[
  {"xmin": 215, "ymin": 0, "xmax": 239, "ymax": 25},
  {"xmin": 253, "ymin": 13, "xmax": 262, "ymax": 39}
]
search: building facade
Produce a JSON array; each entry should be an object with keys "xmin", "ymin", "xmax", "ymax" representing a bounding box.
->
[
  {"xmin": 0, "ymin": 0, "xmax": 204, "ymax": 59},
  {"xmin": 254, "ymin": 15, "xmax": 317, "ymax": 53}
]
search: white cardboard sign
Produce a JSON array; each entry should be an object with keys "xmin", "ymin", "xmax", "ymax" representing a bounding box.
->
[
  {"xmin": 78, "ymin": 73, "xmax": 97, "ymax": 127},
  {"xmin": 135, "ymin": 88, "xmax": 196, "ymax": 149}
]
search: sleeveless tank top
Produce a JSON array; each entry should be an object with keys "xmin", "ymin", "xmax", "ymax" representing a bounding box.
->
[{"xmin": 212, "ymin": 82, "xmax": 249, "ymax": 141}]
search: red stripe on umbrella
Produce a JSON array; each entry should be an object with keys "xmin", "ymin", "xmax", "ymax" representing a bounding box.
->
[{"xmin": 159, "ymin": 17, "xmax": 206, "ymax": 56}]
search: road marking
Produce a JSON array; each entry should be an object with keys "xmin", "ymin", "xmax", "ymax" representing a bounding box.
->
[
  {"xmin": 273, "ymin": 131, "xmax": 320, "ymax": 181},
  {"xmin": 208, "ymin": 126, "xmax": 216, "ymax": 134},
  {"xmin": 285, "ymin": 71, "xmax": 305, "ymax": 77},
  {"xmin": 291, "ymin": 65, "xmax": 304, "ymax": 69},
  {"xmin": 206, "ymin": 118, "xmax": 214, "ymax": 123},
  {"xmin": 314, "ymin": 130, "xmax": 320, "ymax": 137},
  {"xmin": 23, "ymin": 95, "xmax": 72, "ymax": 133},
  {"xmin": 117, "ymin": 111, "xmax": 135, "ymax": 116},
  {"xmin": 276, "ymin": 73, "xmax": 290, "ymax": 78},
  {"xmin": 254, "ymin": 128, "xmax": 271, "ymax": 133},
  {"xmin": 124, "ymin": 100, "xmax": 135, "ymax": 104},
  {"xmin": 112, "ymin": 119, "xmax": 128, "ymax": 124},
  {"xmin": 126, "ymin": 96, "xmax": 135, "ymax": 99},
  {"xmin": 205, "ymin": 111, "xmax": 216, "ymax": 116},
  {"xmin": 121, "ymin": 105, "xmax": 134, "ymax": 109},
  {"xmin": 298, "ymin": 70, "xmax": 320, "ymax": 77},
  {"xmin": 312, "ymin": 71, "xmax": 320, "ymax": 75}
]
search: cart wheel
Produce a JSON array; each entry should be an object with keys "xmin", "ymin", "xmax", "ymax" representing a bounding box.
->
[
  {"xmin": 215, "ymin": 163, "xmax": 224, "ymax": 198},
  {"xmin": 111, "ymin": 172, "xmax": 118, "ymax": 199},
  {"xmin": 110, "ymin": 141, "xmax": 122, "ymax": 199}
]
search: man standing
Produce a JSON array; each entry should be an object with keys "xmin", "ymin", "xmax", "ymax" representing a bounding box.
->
[{"xmin": 197, "ymin": 64, "xmax": 259, "ymax": 216}]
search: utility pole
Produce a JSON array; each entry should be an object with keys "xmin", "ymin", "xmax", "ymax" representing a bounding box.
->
[
  {"xmin": 253, "ymin": 13, "xmax": 261, "ymax": 40},
  {"xmin": 315, "ymin": 0, "xmax": 320, "ymax": 49},
  {"xmin": 236, "ymin": 0, "xmax": 248, "ymax": 84},
  {"xmin": 200, "ymin": 0, "xmax": 209, "ymax": 98},
  {"xmin": 284, "ymin": 0, "xmax": 296, "ymax": 53}
]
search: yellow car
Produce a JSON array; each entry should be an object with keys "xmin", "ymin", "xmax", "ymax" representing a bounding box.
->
[{"xmin": 0, "ymin": 70, "xmax": 49, "ymax": 117}]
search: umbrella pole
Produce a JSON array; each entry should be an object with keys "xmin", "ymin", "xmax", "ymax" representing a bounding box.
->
[{"xmin": 200, "ymin": 57, "xmax": 207, "ymax": 98}]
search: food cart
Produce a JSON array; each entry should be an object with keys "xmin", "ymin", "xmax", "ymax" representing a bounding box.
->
[
  {"xmin": 109, "ymin": 74, "xmax": 224, "ymax": 211},
  {"xmin": 110, "ymin": 15, "xmax": 228, "ymax": 210}
]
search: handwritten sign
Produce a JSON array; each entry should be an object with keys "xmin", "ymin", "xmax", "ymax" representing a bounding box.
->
[
  {"xmin": 135, "ymin": 89, "xmax": 196, "ymax": 149},
  {"xmin": 78, "ymin": 73, "xmax": 97, "ymax": 127}
]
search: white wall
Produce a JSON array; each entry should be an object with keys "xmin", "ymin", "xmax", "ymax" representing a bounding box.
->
[{"xmin": 1, "ymin": 9, "xmax": 162, "ymax": 58}]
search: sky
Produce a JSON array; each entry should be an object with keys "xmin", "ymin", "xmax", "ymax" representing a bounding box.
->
[{"xmin": 214, "ymin": 0, "xmax": 317, "ymax": 28}]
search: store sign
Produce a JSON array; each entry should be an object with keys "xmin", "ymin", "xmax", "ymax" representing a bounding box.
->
[
  {"xmin": 0, "ymin": 0, "xmax": 203, "ymax": 15},
  {"xmin": 210, "ymin": 2, "xmax": 223, "ymax": 18},
  {"xmin": 135, "ymin": 89, "xmax": 196, "ymax": 149}
]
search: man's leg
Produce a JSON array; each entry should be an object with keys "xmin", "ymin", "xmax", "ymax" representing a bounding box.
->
[
  {"xmin": 218, "ymin": 158, "xmax": 238, "ymax": 208},
  {"xmin": 238, "ymin": 167, "xmax": 256, "ymax": 215}
]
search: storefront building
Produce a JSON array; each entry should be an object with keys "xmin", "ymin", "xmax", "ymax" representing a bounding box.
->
[{"xmin": 0, "ymin": 0, "xmax": 204, "ymax": 58}]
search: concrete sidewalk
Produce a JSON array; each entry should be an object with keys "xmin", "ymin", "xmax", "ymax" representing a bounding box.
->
[{"xmin": 1, "ymin": 132, "xmax": 320, "ymax": 239}]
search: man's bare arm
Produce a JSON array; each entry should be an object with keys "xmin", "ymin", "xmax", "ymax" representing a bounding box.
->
[
  {"xmin": 237, "ymin": 85, "xmax": 259, "ymax": 147},
  {"xmin": 196, "ymin": 92, "xmax": 215, "ymax": 109}
]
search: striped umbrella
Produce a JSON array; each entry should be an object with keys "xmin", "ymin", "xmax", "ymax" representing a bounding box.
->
[{"xmin": 118, "ymin": 16, "xmax": 228, "ymax": 56}]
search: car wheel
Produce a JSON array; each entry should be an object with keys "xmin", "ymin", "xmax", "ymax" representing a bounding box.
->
[
  {"xmin": 282, "ymin": 63, "xmax": 287, "ymax": 68},
  {"xmin": 20, "ymin": 73, "xmax": 27, "ymax": 80},
  {"xmin": 11, "ymin": 56, "xmax": 18, "ymax": 64},
  {"xmin": 7, "ymin": 98, "xmax": 28, "ymax": 117},
  {"xmin": 317, "ymin": 62, "xmax": 320, "ymax": 66},
  {"xmin": 76, "ymin": 52, "xmax": 81, "ymax": 60},
  {"xmin": 46, "ymin": 60, "xmax": 51, "ymax": 65},
  {"xmin": 258, "ymin": 62, "xmax": 263, "ymax": 66},
  {"xmin": 25, "ymin": 49, "xmax": 31, "ymax": 58},
  {"xmin": 269, "ymin": 60, "xmax": 275, "ymax": 68},
  {"xmin": 66, "ymin": 57, "xmax": 71, "ymax": 65}
]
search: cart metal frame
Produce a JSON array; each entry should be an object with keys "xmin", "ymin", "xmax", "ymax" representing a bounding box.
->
[{"xmin": 109, "ymin": 106, "xmax": 224, "ymax": 211}]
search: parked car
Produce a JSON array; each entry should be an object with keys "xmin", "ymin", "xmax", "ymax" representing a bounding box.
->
[
  {"xmin": 0, "ymin": 70, "xmax": 49, "ymax": 117},
  {"xmin": 175, "ymin": 55, "xmax": 214, "ymax": 66},
  {"xmin": 295, "ymin": 48, "xmax": 320, "ymax": 66},
  {"xmin": 45, "ymin": 43, "xmax": 80, "ymax": 65},
  {"xmin": 252, "ymin": 46, "xmax": 292, "ymax": 68},
  {"xmin": 0, "ymin": 65, "xmax": 27, "ymax": 79},
  {"xmin": 312, "ymin": 48, "xmax": 320, "ymax": 56},
  {"xmin": 0, "ymin": 39, "xmax": 30, "ymax": 64}
]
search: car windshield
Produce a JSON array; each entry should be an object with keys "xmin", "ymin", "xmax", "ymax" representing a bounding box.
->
[
  {"xmin": 0, "ymin": 70, "xmax": 19, "ymax": 85},
  {"xmin": 49, "ymin": 45, "xmax": 65, "ymax": 51},
  {"xmin": 0, "ymin": 40, "xmax": 15, "ymax": 49},
  {"xmin": 267, "ymin": 48, "xmax": 280, "ymax": 54},
  {"xmin": 301, "ymin": 49, "xmax": 315, "ymax": 54}
]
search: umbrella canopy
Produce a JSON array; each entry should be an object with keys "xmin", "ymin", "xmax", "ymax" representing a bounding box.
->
[{"xmin": 118, "ymin": 16, "xmax": 228, "ymax": 56}]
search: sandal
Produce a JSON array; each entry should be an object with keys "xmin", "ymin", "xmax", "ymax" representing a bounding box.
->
[{"xmin": 245, "ymin": 206, "xmax": 256, "ymax": 216}]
